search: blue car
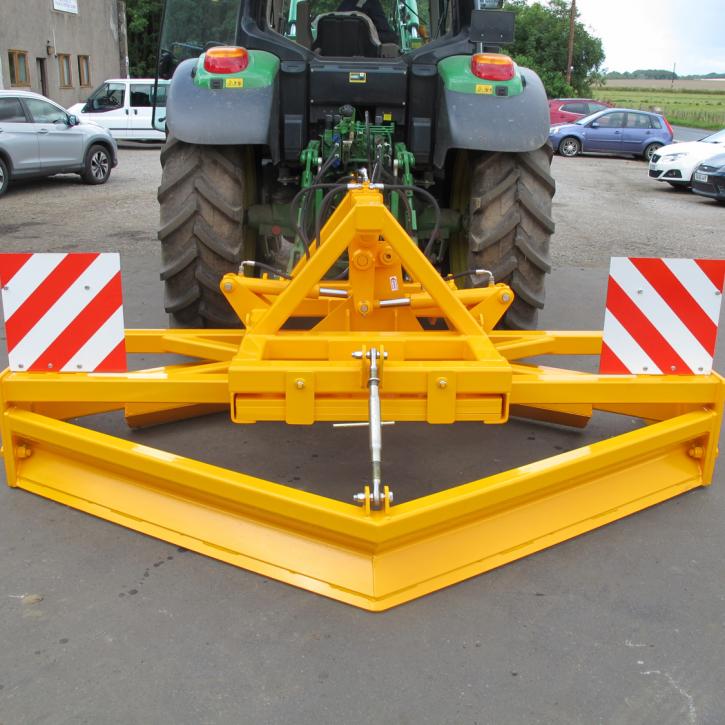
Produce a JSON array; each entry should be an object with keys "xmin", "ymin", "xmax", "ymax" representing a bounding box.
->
[
  {"xmin": 691, "ymin": 152, "xmax": 725, "ymax": 202},
  {"xmin": 549, "ymin": 108, "xmax": 674, "ymax": 161}
]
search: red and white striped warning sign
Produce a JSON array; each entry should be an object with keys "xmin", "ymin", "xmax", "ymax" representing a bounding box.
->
[
  {"xmin": 0, "ymin": 253, "xmax": 126, "ymax": 372},
  {"xmin": 600, "ymin": 257, "xmax": 725, "ymax": 375}
]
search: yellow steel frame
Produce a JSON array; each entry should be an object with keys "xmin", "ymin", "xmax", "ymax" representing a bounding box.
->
[{"xmin": 1, "ymin": 186, "xmax": 723, "ymax": 610}]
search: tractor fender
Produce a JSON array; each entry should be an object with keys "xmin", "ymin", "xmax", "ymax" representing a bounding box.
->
[
  {"xmin": 165, "ymin": 58, "xmax": 279, "ymax": 155},
  {"xmin": 433, "ymin": 67, "xmax": 549, "ymax": 168}
]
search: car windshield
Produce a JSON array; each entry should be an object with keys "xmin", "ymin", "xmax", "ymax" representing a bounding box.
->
[
  {"xmin": 702, "ymin": 129, "xmax": 725, "ymax": 143},
  {"xmin": 574, "ymin": 110, "xmax": 606, "ymax": 126}
]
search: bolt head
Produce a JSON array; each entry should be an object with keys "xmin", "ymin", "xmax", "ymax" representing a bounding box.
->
[
  {"xmin": 295, "ymin": 378, "xmax": 305, "ymax": 389},
  {"xmin": 437, "ymin": 378, "xmax": 448, "ymax": 389},
  {"xmin": 84, "ymin": 285, "xmax": 91, "ymax": 291},
  {"xmin": 501, "ymin": 293, "xmax": 511, "ymax": 303},
  {"xmin": 359, "ymin": 303, "xmax": 369, "ymax": 315},
  {"xmin": 47, "ymin": 363, "xmax": 53, "ymax": 369},
  {"xmin": 223, "ymin": 281, "xmax": 233, "ymax": 292}
]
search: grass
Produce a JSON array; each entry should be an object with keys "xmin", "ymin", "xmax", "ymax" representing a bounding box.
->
[{"xmin": 593, "ymin": 86, "xmax": 725, "ymax": 130}]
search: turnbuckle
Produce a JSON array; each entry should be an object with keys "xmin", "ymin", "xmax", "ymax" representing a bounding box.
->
[{"xmin": 349, "ymin": 347, "xmax": 393, "ymax": 511}]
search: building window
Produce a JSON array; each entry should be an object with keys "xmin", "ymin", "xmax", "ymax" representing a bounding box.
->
[
  {"xmin": 78, "ymin": 55, "xmax": 90, "ymax": 87},
  {"xmin": 8, "ymin": 50, "xmax": 30, "ymax": 87},
  {"xmin": 58, "ymin": 54, "xmax": 72, "ymax": 88}
]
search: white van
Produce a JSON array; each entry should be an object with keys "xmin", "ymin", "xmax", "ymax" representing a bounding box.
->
[{"xmin": 67, "ymin": 79, "xmax": 169, "ymax": 142}]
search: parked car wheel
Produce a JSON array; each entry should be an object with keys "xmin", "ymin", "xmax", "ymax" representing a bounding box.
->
[
  {"xmin": 82, "ymin": 144, "xmax": 112, "ymax": 185},
  {"xmin": 643, "ymin": 143, "xmax": 663, "ymax": 162},
  {"xmin": 559, "ymin": 137, "xmax": 581, "ymax": 157},
  {"xmin": 0, "ymin": 157, "xmax": 8, "ymax": 197}
]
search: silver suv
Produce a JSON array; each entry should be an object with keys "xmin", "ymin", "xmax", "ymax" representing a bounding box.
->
[{"xmin": 0, "ymin": 90, "xmax": 118, "ymax": 197}]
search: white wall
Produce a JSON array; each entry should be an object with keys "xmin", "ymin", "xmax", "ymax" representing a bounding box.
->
[{"xmin": 0, "ymin": 0, "xmax": 121, "ymax": 105}]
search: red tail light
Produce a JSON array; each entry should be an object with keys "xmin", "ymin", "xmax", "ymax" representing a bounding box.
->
[
  {"xmin": 203, "ymin": 46, "xmax": 249, "ymax": 74},
  {"xmin": 663, "ymin": 117, "xmax": 674, "ymax": 137},
  {"xmin": 471, "ymin": 53, "xmax": 515, "ymax": 82}
]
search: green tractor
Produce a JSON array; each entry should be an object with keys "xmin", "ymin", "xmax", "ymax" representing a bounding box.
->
[{"xmin": 155, "ymin": 0, "xmax": 555, "ymax": 329}]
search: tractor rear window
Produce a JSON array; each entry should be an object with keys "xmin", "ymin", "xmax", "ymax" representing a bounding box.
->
[
  {"xmin": 157, "ymin": 0, "xmax": 240, "ymax": 79},
  {"xmin": 272, "ymin": 0, "xmax": 449, "ymax": 53}
]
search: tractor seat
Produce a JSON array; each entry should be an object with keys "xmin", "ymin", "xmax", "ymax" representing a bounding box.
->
[{"xmin": 312, "ymin": 12, "xmax": 381, "ymax": 57}]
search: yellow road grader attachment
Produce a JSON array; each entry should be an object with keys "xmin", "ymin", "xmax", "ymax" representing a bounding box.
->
[{"xmin": 2, "ymin": 185, "xmax": 724, "ymax": 610}]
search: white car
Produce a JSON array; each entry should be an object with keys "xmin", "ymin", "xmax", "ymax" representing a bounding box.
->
[
  {"xmin": 648, "ymin": 129, "xmax": 725, "ymax": 188},
  {"xmin": 67, "ymin": 78, "xmax": 168, "ymax": 142}
]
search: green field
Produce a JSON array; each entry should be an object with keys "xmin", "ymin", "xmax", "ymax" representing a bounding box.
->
[{"xmin": 594, "ymin": 84, "xmax": 725, "ymax": 130}]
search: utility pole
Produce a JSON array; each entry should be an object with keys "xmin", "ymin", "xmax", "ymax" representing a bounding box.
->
[
  {"xmin": 566, "ymin": 0, "xmax": 576, "ymax": 87},
  {"xmin": 117, "ymin": 0, "xmax": 130, "ymax": 79}
]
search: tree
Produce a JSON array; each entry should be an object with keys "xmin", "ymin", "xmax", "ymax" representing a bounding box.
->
[
  {"xmin": 126, "ymin": 0, "xmax": 242, "ymax": 77},
  {"xmin": 504, "ymin": 0, "xmax": 605, "ymax": 98},
  {"xmin": 126, "ymin": 0, "xmax": 163, "ymax": 77}
]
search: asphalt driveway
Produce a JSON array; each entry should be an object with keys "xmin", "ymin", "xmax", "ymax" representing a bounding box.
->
[{"xmin": 0, "ymin": 145, "xmax": 723, "ymax": 725}]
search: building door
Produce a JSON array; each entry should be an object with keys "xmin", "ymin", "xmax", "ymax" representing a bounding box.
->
[{"xmin": 35, "ymin": 58, "xmax": 48, "ymax": 97}]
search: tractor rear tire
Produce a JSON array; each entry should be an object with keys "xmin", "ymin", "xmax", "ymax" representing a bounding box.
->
[
  {"xmin": 467, "ymin": 146, "xmax": 556, "ymax": 329},
  {"xmin": 158, "ymin": 134, "xmax": 254, "ymax": 327}
]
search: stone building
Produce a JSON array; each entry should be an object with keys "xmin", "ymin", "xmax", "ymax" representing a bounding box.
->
[{"xmin": 0, "ymin": 0, "xmax": 125, "ymax": 108}]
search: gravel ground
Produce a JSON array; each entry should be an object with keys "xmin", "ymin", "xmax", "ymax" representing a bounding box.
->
[
  {"xmin": 1, "ymin": 142, "xmax": 722, "ymax": 287},
  {"xmin": 0, "ymin": 143, "xmax": 724, "ymax": 725},
  {"xmin": 551, "ymin": 153, "xmax": 723, "ymax": 269},
  {"xmin": 0, "ymin": 143, "xmax": 167, "ymax": 328}
]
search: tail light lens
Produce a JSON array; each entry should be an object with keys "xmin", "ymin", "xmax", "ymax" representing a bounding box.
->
[
  {"xmin": 203, "ymin": 46, "xmax": 249, "ymax": 74},
  {"xmin": 471, "ymin": 53, "xmax": 515, "ymax": 81},
  {"xmin": 663, "ymin": 117, "xmax": 674, "ymax": 137}
]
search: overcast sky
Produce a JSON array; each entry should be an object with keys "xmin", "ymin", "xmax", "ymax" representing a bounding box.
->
[{"xmin": 571, "ymin": 0, "xmax": 725, "ymax": 75}]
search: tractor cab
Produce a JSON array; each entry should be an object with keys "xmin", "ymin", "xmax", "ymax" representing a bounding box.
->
[
  {"xmin": 155, "ymin": 0, "xmax": 552, "ymax": 333},
  {"xmin": 157, "ymin": 0, "xmax": 452, "ymax": 75}
]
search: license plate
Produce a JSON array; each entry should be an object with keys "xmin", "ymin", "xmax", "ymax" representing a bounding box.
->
[
  {"xmin": 694, "ymin": 172, "xmax": 708, "ymax": 183},
  {"xmin": 475, "ymin": 84, "xmax": 493, "ymax": 95},
  {"xmin": 225, "ymin": 78, "xmax": 244, "ymax": 88}
]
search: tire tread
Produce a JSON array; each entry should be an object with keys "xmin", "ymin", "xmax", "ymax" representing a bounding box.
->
[
  {"xmin": 158, "ymin": 134, "xmax": 250, "ymax": 327},
  {"xmin": 468, "ymin": 146, "xmax": 555, "ymax": 329}
]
